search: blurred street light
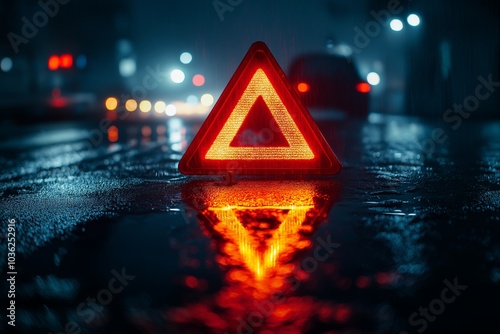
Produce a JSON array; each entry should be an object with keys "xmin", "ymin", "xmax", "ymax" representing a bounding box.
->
[
  {"xmin": 139, "ymin": 100, "xmax": 152, "ymax": 112},
  {"xmin": 367, "ymin": 72, "xmax": 381, "ymax": 86},
  {"xmin": 171, "ymin": 69, "xmax": 185, "ymax": 83},
  {"xmin": 390, "ymin": 19, "xmax": 404, "ymax": 31},
  {"xmin": 407, "ymin": 14, "xmax": 421, "ymax": 27},
  {"xmin": 0, "ymin": 57, "xmax": 13, "ymax": 72},
  {"xmin": 180, "ymin": 52, "xmax": 192, "ymax": 64}
]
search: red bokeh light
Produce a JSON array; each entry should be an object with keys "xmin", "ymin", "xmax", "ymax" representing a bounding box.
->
[
  {"xmin": 355, "ymin": 276, "xmax": 371, "ymax": 289},
  {"xmin": 333, "ymin": 304, "xmax": 352, "ymax": 323},
  {"xmin": 185, "ymin": 276, "xmax": 199, "ymax": 289},
  {"xmin": 356, "ymin": 82, "xmax": 371, "ymax": 93},
  {"xmin": 375, "ymin": 271, "xmax": 392, "ymax": 285},
  {"xmin": 60, "ymin": 54, "xmax": 73, "ymax": 68},
  {"xmin": 192, "ymin": 74, "xmax": 205, "ymax": 86}
]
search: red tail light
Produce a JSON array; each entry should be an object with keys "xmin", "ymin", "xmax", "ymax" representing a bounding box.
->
[
  {"xmin": 356, "ymin": 82, "xmax": 371, "ymax": 93},
  {"xmin": 60, "ymin": 54, "xmax": 73, "ymax": 68},
  {"xmin": 48, "ymin": 55, "xmax": 59, "ymax": 70},
  {"xmin": 297, "ymin": 82, "xmax": 310, "ymax": 93}
]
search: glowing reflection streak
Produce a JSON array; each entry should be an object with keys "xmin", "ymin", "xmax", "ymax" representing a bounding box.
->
[
  {"xmin": 169, "ymin": 181, "xmax": 341, "ymax": 333},
  {"xmin": 206, "ymin": 183, "xmax": 315, "ymax": 279}
]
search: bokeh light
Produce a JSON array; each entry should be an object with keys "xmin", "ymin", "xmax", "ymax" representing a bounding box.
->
[
  {"xmin": 180, "ymin": 52, "xmax": 192, "ymax": 64},
  {"xmin": 166, "ymin": 104, "xmax": 177, "ymax": 116},
  {"xmin": 390, "ymin": 19, "xmax": 404, "ymax": 31},
  {"xmin": 186, "ymin": 95, "xmax": 199, "ymax": 105},
  {"xmin": 107, "ymin": 125, "xmax": 119, "ymax": 142},
  {"xmin": 356, "ymin": 82, "xmax": 371, "ymax": 93},
  {"xmin": 200, "ymin": 93, "xmax": 214, "ymax": 107},
  {"xmin": 139, "ymin": 100, "xmax": 152, "ymax": 113},
  {"xmin": 1, "ymin": 57, "xmax": 13, "ymax": 72},
  {"xmin": 192, "ymin": 74, "xmax": 205, "ymax": 86},
  {"xmin": 48, "ymin": 55, "xmax": 59, "ymax": 70},
  {"xmin": 59, "ymin": 54, "xmax": 73, "ymax": 68},
  {"xmin": 141, "ymin": 125, "xmax": 152, "ymax": 137},
  {"xmin": 119, "ymin": 58, "xmax": 136, "ymax": 77},
  {"xmin": 367, "ymin": 72, "xmax": 381, "ymax": 86},
  {"xmin": 297, "ymin": 82, "xmax": 310, "ymax": 93},
  {"xmin": 171, "ymin": 69, "xmax": 185, "ymax": 83},
  {"xmin": 407, "ymin": 14, "xmax": 421, "ymax": 27},
  {"xmin": 75, "ymin": 54, "xmax": 87, "ymax": 69},
  {"xmin": 154, "ymin": 101, "xmax": 166, "ymax": 113},
  {"xmin": 125, "ymin": 99, "xmax": 137, "ymax": 112},
  {"xmin": 105, "ymin": 97, "xmax": 118, "ymax": 111}
]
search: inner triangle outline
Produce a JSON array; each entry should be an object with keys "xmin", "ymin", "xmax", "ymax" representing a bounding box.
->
[
  {"xmin": 205, "ymin": 68, "xmax": 315, "ymax": 160},
  {"xmin": 229, "ymin": 96, "xmax": 290, "ymax": 148}
]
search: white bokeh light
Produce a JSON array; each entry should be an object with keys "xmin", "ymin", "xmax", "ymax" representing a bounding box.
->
[
  {"xmin": 139, "ymin": 100, "xmax": 152, "ymax": 113},
  {"xmin": 186, "ymin": 95, "xmax": 199, "ymax": 105},
  {"xmin": 119, "ymin": 58, "xmax": 136, "ymax": 77},
  {"xmin": 154, "ymin": 101, "xmax": 166, "ymax": 113},
  {"xmin": 390, "ymin": 19, "xmax": 404, "ymax": 31},
  {"xmin": 170, "ymin": 69, "xmax": 185, "ymax": 83},
  {"xmin": 1, "ymin": 57, "xmax": 13, "ymax": 72},
  {"xmin": 407, "ymin": 14, "xmax": 421, "ymax": 27},
  {"xmin": 367, "ymin": 72, "xmax": 381, "ymax": 86},
  {"xmin": 180, "ymin": 52, "xmax": 192, "ymax": 64},
  {"xmin": 165, "ymin": 104, "xmax": 177, "ymax": 116},
  {"xmin": 200, "ymin": 93, "xmax": 214, "ymax": 107}
]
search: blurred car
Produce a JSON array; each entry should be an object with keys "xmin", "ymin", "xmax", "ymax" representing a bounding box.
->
[{"xmin": 288, "ymin": 53, "xmax": 370, "ymax": 117}]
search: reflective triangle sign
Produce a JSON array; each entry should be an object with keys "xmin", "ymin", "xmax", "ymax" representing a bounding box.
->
[{"xmin": 178, "ymin": 41, "xmax": 341, "ymax": 175}]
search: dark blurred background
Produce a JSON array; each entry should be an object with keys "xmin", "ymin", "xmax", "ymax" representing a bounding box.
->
[
  {"xmin": 2, "ymin": 2, "xmax": 500, "ymax": 333},
  {"xmin": 0, "ymin": 0, "xmax": 498, "ymax": 122}
]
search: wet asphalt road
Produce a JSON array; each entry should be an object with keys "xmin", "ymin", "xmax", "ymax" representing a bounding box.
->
[{"xmin": 0, "ymin": 113, "xmax": 499, "ymax": 334}]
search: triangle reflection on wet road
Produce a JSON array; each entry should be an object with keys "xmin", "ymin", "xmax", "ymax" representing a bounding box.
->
[{"xmin": 172, "ymin": 180, "xmax": 343, "ymax": 333}]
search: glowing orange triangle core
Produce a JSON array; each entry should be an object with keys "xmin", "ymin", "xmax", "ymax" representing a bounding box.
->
[
  {"xmin": 205, "ymin": 68, "xmax": 315, "ymax": 160},
  {"xmin": 211, "ymin": 205, "xmax": 313, "ymax": 279}
]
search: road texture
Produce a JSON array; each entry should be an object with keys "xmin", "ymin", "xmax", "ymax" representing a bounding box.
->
[{"xmin": 1, "ymin": 113, "xmax": 499, "ymax": 333}]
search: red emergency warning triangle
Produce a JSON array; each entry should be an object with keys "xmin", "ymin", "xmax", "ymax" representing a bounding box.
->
[{"xmin": 178, "ymin": 41, "xmax": 341, "ymax": 175}]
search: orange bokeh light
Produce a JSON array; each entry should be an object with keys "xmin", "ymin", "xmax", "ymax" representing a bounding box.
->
[
  {"xmin": 297, "ymin": 82, "xmax": 310, "ymax": 93},
  {"xmin": 105, "ymin": 97, "xmax": 118, "ymax": 111},
  {"xmin": 48, "ymin": 55, "xmax": 59, "ymax": 70}
]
